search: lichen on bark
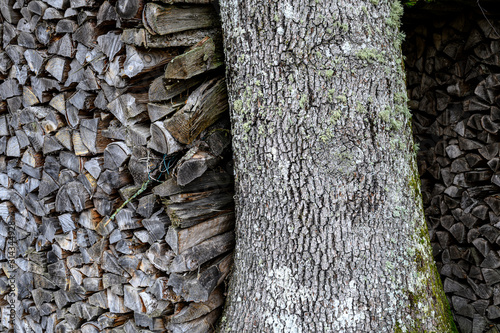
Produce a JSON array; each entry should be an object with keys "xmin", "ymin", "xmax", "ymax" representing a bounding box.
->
[{"xmin": 217, "ymin": 0, "xmax": 456, "ymax": 331}]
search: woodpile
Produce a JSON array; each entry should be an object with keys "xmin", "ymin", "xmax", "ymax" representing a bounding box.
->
[
  {"xmin": 0, "ymin": 0, "xmax": 233, "ymax": 332},
  {"xmin": 404, "ymin": 7, "xmax": 500, "ymax": 332}
]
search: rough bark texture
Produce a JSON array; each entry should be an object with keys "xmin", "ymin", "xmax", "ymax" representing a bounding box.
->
[{"xmin": 218, "ymin": 0, "xmax": 455, "ymax": 331}]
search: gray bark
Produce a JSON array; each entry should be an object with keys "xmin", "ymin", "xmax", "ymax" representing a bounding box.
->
[{"xmin": 218, "ymin": 0, "xmax": 456, "ymax": 332}]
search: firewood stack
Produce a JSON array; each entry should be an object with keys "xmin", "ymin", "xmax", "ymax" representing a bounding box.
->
[
  {"xmin": 0, "ymin": 0, "xmax": 234, "ymax": 332},
  {"xmin": 404, "ymin": 7, "xmax": 500, "ymax": 332}
]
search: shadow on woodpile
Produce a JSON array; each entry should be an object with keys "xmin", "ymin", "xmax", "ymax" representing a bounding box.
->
[
  {"xmin": 0, "ymin": 0, "xmax": 234, "ymax": 332},
  {"xmin": 404, "ymin": 2, "xmax": 500, "ymax": 332}
]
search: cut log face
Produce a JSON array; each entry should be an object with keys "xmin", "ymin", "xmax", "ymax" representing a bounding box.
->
[
  {"xmin": 148, "ymin": 121, "xmax": 183, "ymax": 155},
  {"xmin": 0, "ymin": 0, "xmax": 233, "ymax": 331},
  {"xmin": 122, "ymin": 45, "xmax": 179, "ymax": 79}
]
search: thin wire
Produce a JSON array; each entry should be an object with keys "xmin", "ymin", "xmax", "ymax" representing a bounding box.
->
[
  {"xmin": 103, "ymin": 152, "xmax": 182, "ymax": 227},
  {"xmin": 148, "ymin": 153, "xmax": 181, "ymax": 182},
  {"xmin": 477, "ymin": 0, "xmax": 500, "ymax": 38}
]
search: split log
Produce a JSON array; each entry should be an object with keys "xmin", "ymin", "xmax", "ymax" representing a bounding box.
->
[
  {"xmin": 149, "ymin": 75, "xmax": 203, "ymax": 103},
  {"xmin": 176, "ymin": 148, "xmax": 217, "ymax": 186},
  {"xmin": 122, "ymin": 45, "xmax": 178, "ymax": 79},
  {"xmin": 164, "ymin": 77, "xmax": 228, "ymax": 144},
  {"xmin": 48, "ymin": 34, "xmax": 74, "ymax": 58},
  {"xmin": 107, "ymin": 94, "xmax": 147, "ymax": 126},
  {"xmin": 148, "ymin": 121, "xmax": 183, "ymax": 155},
  {"xmin": 122, "ymin": 27, "xmax": 221, "ymax": 48},
  {"xmin": 167, "ymin": 253, "xmax": 232, "ymax": 302},
  {"xmin": 55, "ymin": 181, "xmax": 91, "ymax": 213},
  {"xmin": 97, "ymin": 32, "xmax": 123, "ymax": 61},
  {"xmin": 165, "ymin": 212, "xmax": 234, "ymax": 254},
  {"xmin": 164, "ymin": 37, "xmax": 223, "ymax": 80},
  {"xmin": 153, "ymin": 170, "xmax": 232, "ymax": 197},
  {"xmin": 164, "ymin": 189, "xmax": 234, "ymax": 228},
  {"xmin": 46, "ymin": 57, "xmax": 69, "ymax": 82},
  {"xmin": 4, "ymin": 47, "xmax": 22, "ymax": 70},
  {"xmin": 170, "ymin": 286, "xmax": 224, "ymax": 324},
  {"xmin": 169, "ymin": 231, "xmax": 234, "ymax": 273},
  {"xmin": 143, "ymin": 3, "xmax": 218, "ymax": 35},
  {"xmin": 104, "ymin": 142, "xmax": 131, "ymax": 170},
  {"xmin": 147, "ymin": 102, "xmax": 182, "ymax": 122},
  {"xmin": 142, "ymin": 210, "xmax": 170, "ymax": 241},
  {"xmin": 168, "ymin": 308, "xmax": 222, "ymax": 333},
  {"xmin": 0, "ymin": 0, "xmax": 22, "ymax": 24},
  {"xmin": 56, "ymin": 20, "xmax": 78, "ymax": 34},
  {"xmin": 146, "ymin": 242, "xmax": 175, "ymax": 271},
  {"xmin": 116, "ymin": 0, "xmax": 144, "ymax": 20},
  {"xmin": 97, "ymin": 1, "xmax": 119, "ymax": 27}
]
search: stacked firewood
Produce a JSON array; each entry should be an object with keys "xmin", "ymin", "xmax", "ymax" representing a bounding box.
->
[
  {"xmin": 0, "ymin": 0, "xmax": 233, "ymax": 332},
  {"xmin": 404, "ymin": 8, "xmax": 500, "ymax": 332}
]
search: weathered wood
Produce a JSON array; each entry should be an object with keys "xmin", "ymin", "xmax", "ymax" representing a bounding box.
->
[
  {"xmin": 148, "ymin": 121, "xmax": 183, "ymax": 155},
  {"xmin": 48, "ymin": 34, "xmax": 74, "ymax": 58},
  {"xmin": 46, "ymin": 0, "xmax": 70, "ymax": 8},
  {"xmin": 137, "ymin": 193, "xmax": 156, "ymax": 218},
  {"xmin": 73, "ymin": 21, "xmax": 97, "ymax": 49},
  {"xmin": 23, "ymin": 86, "xmax": 39, "ymax": 107},
  {"xmin": 121, "ymin": 27, "xmax": 221, "ymax": 48},
  {"xmin": 97, "ymin": 1, "xmax": 119, "ymax": 27},
  {"xmin": 0, "ymin": 52, "xmax": 13, "ymax": 74},
  {"xmin": 56, "ymin": 19, "xmax": 77, "ymax": 34},
  {"xmin": 5, "ymin": 45, "xmax": 26, "ymax": 65},
  {"xmin": 142, "ymin": 210, "xmax": 170, "ymax": 241},
  {"xmin": 165, "ymin": 212, "xmax": 234, "ymax": 254},
  {"xmin": 0, "ymin": 0, "xmax": 22, "ymax": 24},
  {"xmin": 104, "ymin": 141, "xmax": 131, "ymax": 170},
  {"xmin": 143, "ymin": 3, "xmax": 218, "ymax": 36},
  {"xmin": 165, "ymin": 77, "xmax": 228, "ymax": 144},
  {"xmin": 122, "ymin": 45, "xmax": 178, "ymax": 78},
  {"xmin": 149, "ymin": 75, "xmax": 203, "ymax": 103},
  {"xmin": 168, "ymin": 308, "xmax": 222, "ymax": 333},
  {"xmin": 116, "ymin": 0, "xmax": 144, "ymax": 20},
  {"xmin": 167, "ymin": 253, "xmax": 232, "ymax": 302},
  {"xmin": 171, "ymin": 286, "xmax": 224, "ymax": 324},
  {"xmin": 79, "ymin": 118, "xmax": 99, "ymax": 154},
  {"xmin": 0, "ymin": 0, "xmax": 234, "ymax": 329},
  {"xmin": 97, "ymin": 32, "xmax": 123, "ymax": 61},
  {"xmin": 45, "ymin": 57, "xmax": 69, "ymax": 82},
  {"xmin": 43, "ymin": 8, "xmax": 64, "ymax": 20},
  {"xmin": 176, "ymin": 148, "xmax": 217, "ymax": 186},
  {"xmin": 97, "ymin": 169, "xmax": 133, "ymax": 195},
  {"xmin": 165, "ymin": 37, "xmax": 223, "ymax": 80},
  {"xmin": 147, "ymin": 102, "xmax": 182, "ymax": 122},
  {"xmin": 146, "ymin": 242, "xmax": 175, "ymax": 271},
  {"xmin": 107, "ymin": 93, "xmax": 147, "ymax": 125},
  {"xmin": 153, "ymin": 170, "xmax": 232, "ymax": 197},
  {"xmin": 164, "ymin": 189, "xmax": 233, "ymax": 228},
  {"xmin": 31, "ymin": 77, "xmax": 60, "ymax": 101},
  {"xmin": 170, "ymin": 231, "xmax": 234, "ymax": 273},
  {"xmin": 0, "ymin": 79, "xmax": 21, "ymax": 100}
]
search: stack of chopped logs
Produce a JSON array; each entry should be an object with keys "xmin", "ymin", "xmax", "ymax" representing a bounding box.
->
[
  {"xmin": 0, "ymin": 0, "xmax": 234, "ymax": 332},
  {"xmin": 404, "ymin": 6, "xmax": 500, "ymax": 332}
]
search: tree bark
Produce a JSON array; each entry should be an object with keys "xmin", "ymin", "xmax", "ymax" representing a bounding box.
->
[{"xmin": 218, "ymin": 0, "xmax": 456, "ymax": 331}]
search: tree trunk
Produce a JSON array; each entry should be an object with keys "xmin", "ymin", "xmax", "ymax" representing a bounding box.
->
[{"xmin": 218, "ymin": 0, "xmax": 456, "ymax": 331}]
